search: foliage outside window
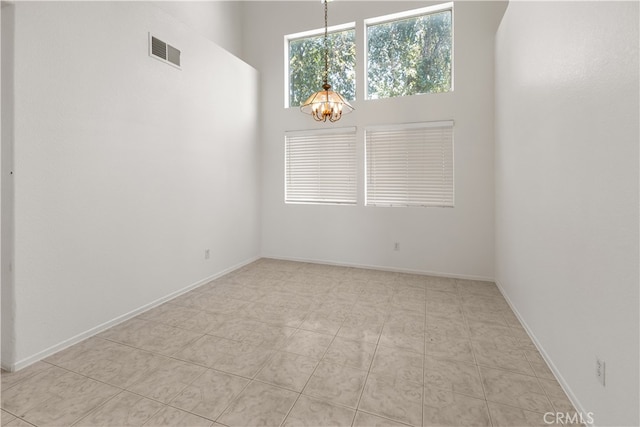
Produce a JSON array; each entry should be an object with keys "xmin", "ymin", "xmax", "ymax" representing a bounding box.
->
[
  {"xmin": 367, "ymin": 7, "xmax": 452, "ymax": 100},
  {"xmin": 288, "ymin": 28, "xmax": 356, "ymax": 108}
]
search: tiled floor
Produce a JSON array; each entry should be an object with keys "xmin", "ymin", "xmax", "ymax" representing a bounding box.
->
[{"xmin": 1, "ymin": 259, "xmax": 580, "ymax": 426}]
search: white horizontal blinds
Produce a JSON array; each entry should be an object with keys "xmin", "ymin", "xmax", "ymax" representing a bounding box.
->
[
  {"xmin": 366, "ymin": 121, "xmax": 454, "ymax": 207},
  {"xmin": 285, "ymin": 127, "xmax": 357, "ymax": 204}
]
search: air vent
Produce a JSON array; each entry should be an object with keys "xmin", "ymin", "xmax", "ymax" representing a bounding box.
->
[
  {"xmin": 151, "ymin": 36, "xmax": 167, "ymax": 60},
  {"xmin": 167, "ymin": 45, "xmax": 181, "ymax": 67},
  {"xmin": 149, "ymin": 33, "xmax": 181, "ymax": 69}
]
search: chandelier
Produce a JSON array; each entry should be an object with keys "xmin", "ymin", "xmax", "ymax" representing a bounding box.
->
[{"xmin": 300, "ymin": 0, "xmax": 354, "ymax": 122}]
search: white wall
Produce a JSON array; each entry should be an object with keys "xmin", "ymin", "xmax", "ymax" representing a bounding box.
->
[
  {"xmin": 243, "ymin": 1, "xmax": 504, "ymax": 279},
  {"xmin": 151, "ymin": 1, "xmax": 245, "ymax": 59},
  {"xmin": 495, "ymin": 2, "xmax": 639, "ymax": 426},
  {"xmin": 1, "ymin": 1, "xmax": 18, "ymax": 369},
  {"xmin": 2, "ymin": 1, "xmax": 260, "ymax": 369}
]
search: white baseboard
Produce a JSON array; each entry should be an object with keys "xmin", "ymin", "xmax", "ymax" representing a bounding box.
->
[
  {"xmin": 494, "ymin": 279, "xmax": 591, "ymax": 426},
  {"xmin": 6, "ymin": 256, "xmax": 259, "ymax": 373},
  {"xmin": 263, "ymin": 254, "xmax": 495, "ymax": 282}
]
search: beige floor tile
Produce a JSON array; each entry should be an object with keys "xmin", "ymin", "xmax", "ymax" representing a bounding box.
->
[
  {"xmin": 538, "ymin": 378, "xmax": 578, "ymax": 414},
  {"xmin": 126, "ymin": 358, "xmax": 205, "ymax": 403},
  {"xmin": 1, "ymin": 366, "xmax": 84, "ymax": 416},
  {"xmin": 371, "ymin": 345, "xmax": 423, "ymax": 385},
  {"xmin": 303, "ymin": 361, "xmax": 367, "ymax": 409},
  {"xmin": 530, "ymin": 360, "xmax": 557, "ymax": 380},
  {"xmin": 425, "ymin": 314, "xmax": 469, "ymax": 339},
  {"xmin": 4, "ymin": 260, "xmax": 566, "ymax": 427},
  {"xmin": 423, "ymin": 356, "xmax": 484, "ymax": 399},
  {"xmin": 461, "ymin": 295, "xmax": 510, "ymax": 313},
  {"xmin": 207, "ymin": 317, "xmax": 262, "ymax": 341},
  {"xmin": 1, "ymin": 362, "xmax": 53, "ymax": 391},
  {"xmin": 359, "ymin": 373, "xmax": 423, "ymax": 427},
  {"xmin": 480, "ymin": 367, "xmax": 554, "ymax": 414},
  {"xmin": 464, "ymin": 308, "xmax": 510, "ymax": 327},
  {"xmin": 1, "ymin": 409, "xmax": 16, "ymax": 426},
  {"xmin": 423, "ymin": 385, "xmax": 491, "ymax": 426},
  {"xmin": 75, "ymin": 391, "xmax": 163, "ymax": 426},
  {"xmin": 4, "ymin": 419, "xmax": 35, "ymax": 427},
  {"xmin": 172, "ymin": 292, "xmax": 248, "ymax": 315},
  {"xmin": 282, "ymin": 395, "xmax": 355, "ymax": 427},
  {"xmin": 502, "ymin": 311, "xmax": 523, "ymax": 328},
  {"xmin": 353, "ymin": 411, "xmax": 413, "ymax": 426},
  {"xmin": 425, "ymin": 334, "xmax": 475, "ymax": 364},
  {"xmin": 283, "ymin": 330, "xmax": 334, "ymax": 359},
  {"xmin": 487, "ymin": 402, "xmax": 553, "ymax": 426},
  {"xmin": 241, "ymin": 302, "xmax": 307, "ymax": 328},
  {"xmin": 467, "ymin": 322, "xmax": 514, "ymax": 342},
  {"xmin": 45, "ymin": 337, "xmax": 168, "ymax": 389},
  {"xmin": 137, "ymin": 302, "xmax": 201, "ymax": 327},
  {"xmin": 426, "ymin": 300, "xmax": 463, "ymax": 319},
  {"xmin": 299, "ymin": 312, "xmax": 345, "ymax": 335},
  {"xmin": 337, "ymin": 315, "xmax": 384, "ymax": 343},
  {"xmin": 174, "ymin": 335, "xmax": 222, "ymax": 367},
  {"xmin": 379, "ymin": 331, "xmax": 425, "ymax": 356},
  {"xmin": 423, "ymin": 277, "xmax": 458, "ymax": 293},
  {"xmin": 471, "ymin": 339, "xmax": 534, "ymax": 375},
  {"xmin": 171, "ymin": 310, "xmax": 227, "ymax": 334},
  {"xmin": 322, "ymin": 337, "xmax": 376, "ymax": 370},
  {"xmin": 256, "ymin": 351, "xmax": 319, "ymax": 392},
  {"xmin": 14, "ymin": 373, "xmax": 118, "ymax": 426},
  {"xmin": 217, "ymin": 381, "xmax": 298, "ymax": 427},
  {"xmin": 242, "ymin": 322, "xmax": 297, "ymax": 349},
  {"xmin": 208, "ymin": 340, "xmax": 275, "ymax": 378},
  {"xmin": 426, "ymin": 290, "xmax": 459, "ymax": 305},
  {"xmin": 455, "ymin": 280, "xmax": 502, "ymax": 299},
  {"xmin": 143, "ymin": 406, "xmax": 213, "ymax": 426},
  {"xmin": 99, "ymin": 318, "xmax": 203, "ymax": 356},
  {"xmin": 170, "ymin": 369, "xmax": 249, "ymax": 420}
]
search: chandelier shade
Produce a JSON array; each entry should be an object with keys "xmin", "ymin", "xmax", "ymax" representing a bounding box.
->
[
  {"xmin": 301, "ymin": 83, "xmax": 354, "ymax": 123},
  {"xmin": 300, "ymin": 0, "xmax": 354, "ymax": 122}
]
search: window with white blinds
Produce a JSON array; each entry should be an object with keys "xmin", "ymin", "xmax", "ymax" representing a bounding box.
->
[
  {"xmin": 365, "ymin": 121, "xmax": 454, "ymax": 207},
  {"xmin": 285, "ymin": 127, "xmax": 357, "ymax": 205}
]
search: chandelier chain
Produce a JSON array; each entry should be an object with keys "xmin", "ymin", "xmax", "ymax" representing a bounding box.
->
[{"xmin": 323, "ymin": 0, "xmax": 329, "ymax": 86}]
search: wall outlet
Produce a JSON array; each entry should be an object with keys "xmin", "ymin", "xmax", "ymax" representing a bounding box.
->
[
  {"xmin": 596, "ymin": 357, "xmax": 605, "ymax": 387},
  {"xmin": 204, "ymin": 249, "xmax": 210, "ymax": 260},
  {"xmin": 394, "ymin": 242, "xmax": 400, "ymax": 251}
]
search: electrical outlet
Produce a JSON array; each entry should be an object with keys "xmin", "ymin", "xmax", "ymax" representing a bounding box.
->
[
  {"xmin": 204, "ymin": 249, "xmax": 210, "ymax": 260},
  {"xmin": 596, "ymin": 357, "xmax": 605, "ymax": 387},
  {"xmin": 394, "ymin": 242, "xmax": 400, "ymax": 251}
]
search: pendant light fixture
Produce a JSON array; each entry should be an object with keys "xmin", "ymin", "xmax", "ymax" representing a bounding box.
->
[{"xmin": 300, "ymin": 0, "xmax": 354, "ymax": 122}]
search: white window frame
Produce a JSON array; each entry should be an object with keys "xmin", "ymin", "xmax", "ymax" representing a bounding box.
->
[
  {"xmin": 364, "ymin": 2, "xmax": 454, "ymax": 100},
  {"xmin": 365, "ymin": 121, "xmax": 454, "ymax": 208},
  {"xmin": 284, "ymin": 22, "xmax": 356, "ymax": 109},
  {"xmin": 285, "ymin": 127, "xmax": 358, "ymax": 205}
]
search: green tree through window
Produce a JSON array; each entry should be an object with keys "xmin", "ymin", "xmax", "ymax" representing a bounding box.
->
[
  {"xmin": 289, "ymin": 29, "xmax": 356, "ymax": 108},
  {"xmin": 367, "ymin": 10, "xmax": 452, "ymax": 99}
]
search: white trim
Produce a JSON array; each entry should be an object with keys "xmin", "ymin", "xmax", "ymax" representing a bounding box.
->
[
  {"xmin": 364, "ymin": 2, "xmax": 453, "ymax": 27},
  {"xmin": 365, "ymin": 120, "xmax": 453, "ymax": 133},
  {"xmin": 286, "ymin": 22, "xmax": 356, "ymax": 42},
  {"xmin": 495, "ymin": 279, "xmax": 592, "ymax": 427},
  {"xmin": 285, "ymin": 126, "xmax": 357, "ymax": 138},
  {"xmin": 263, "ymin": 255, "xmax": 494, "ymax": 282},
  {"xmin": 4, "ymin": 256, "xmax": 259, "ymax": 373}
]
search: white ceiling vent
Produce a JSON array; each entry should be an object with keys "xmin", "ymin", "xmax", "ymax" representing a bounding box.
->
[{"xmin": 149, "ymin": 34, "xmax": 181, "ymax": 69}]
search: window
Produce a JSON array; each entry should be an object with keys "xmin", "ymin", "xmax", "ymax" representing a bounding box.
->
[
  {"xmin": 366, "ymin": 121, "xmax": 454, "ymax": 207},
  {"xmin": 366, "ymin": 4, "xmax": 453, "ymax": 100},
  {"xmin": 287, "ymin": 25, "xmax": 356, "ymax": 108},
  {"xmin": 285, "ymin": 127, "xmax": 357, "ymax": 205}
]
